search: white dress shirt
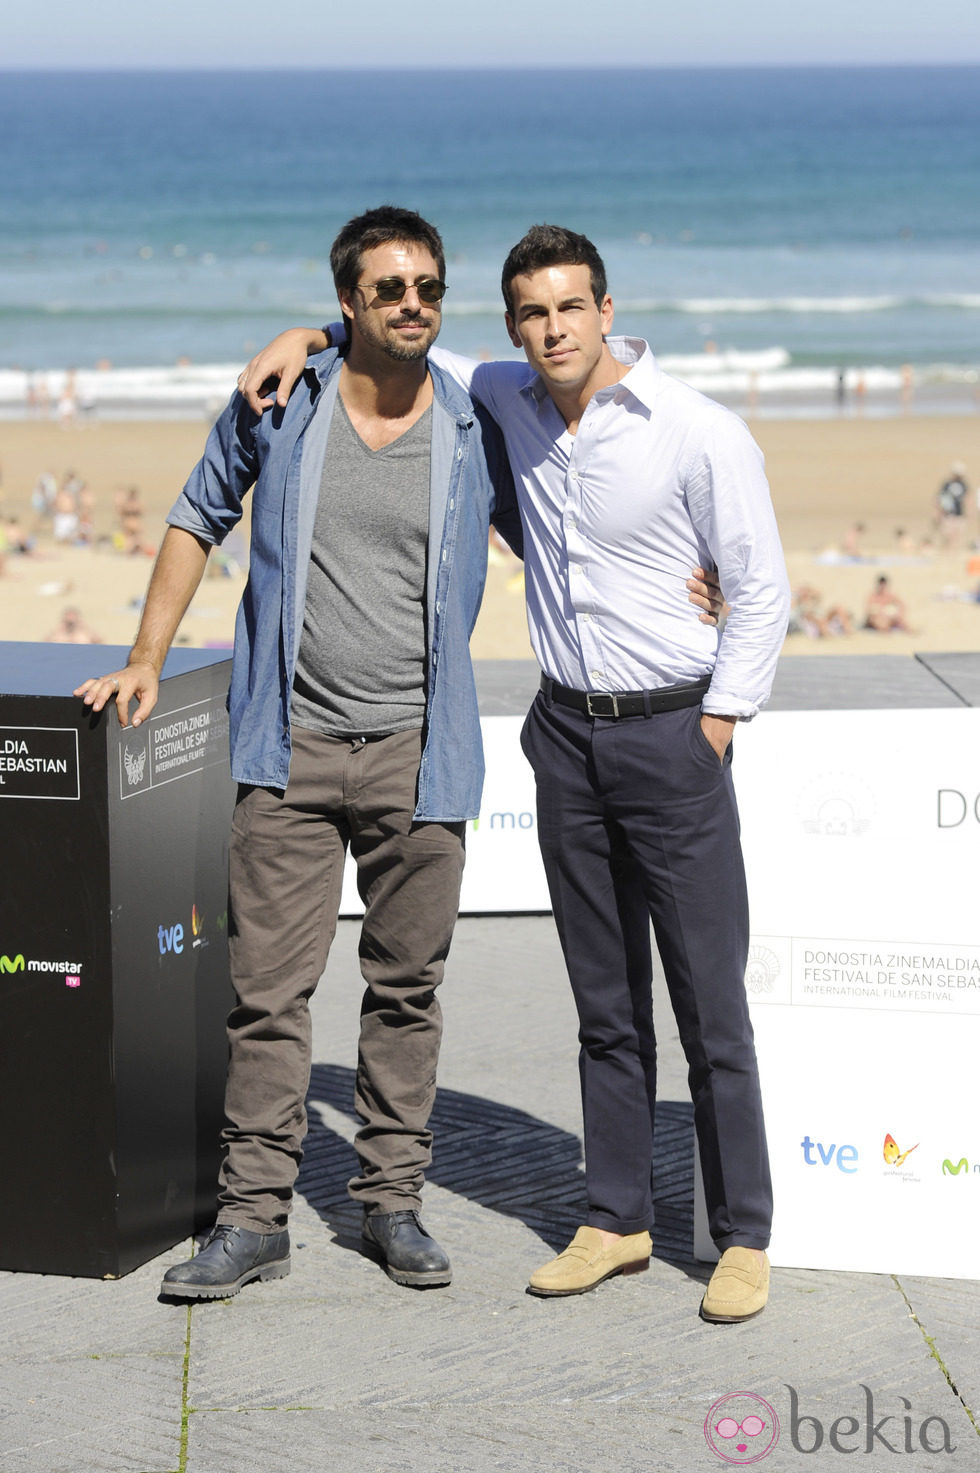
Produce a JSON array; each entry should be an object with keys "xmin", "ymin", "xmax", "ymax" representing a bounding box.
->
[{"xmin": 427, "ymin": 336, "xmax": 789, "ymax": 719}]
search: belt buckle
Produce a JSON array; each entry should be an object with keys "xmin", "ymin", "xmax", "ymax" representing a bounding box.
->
[{"xmin": 586, "ymin": 692, "xmax": 619, "ymax": 718}]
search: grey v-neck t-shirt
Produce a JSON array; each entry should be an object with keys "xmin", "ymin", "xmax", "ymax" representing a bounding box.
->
[{"xmin": 291, "ymin": 396, "xmax": 431, "ymax": 737}]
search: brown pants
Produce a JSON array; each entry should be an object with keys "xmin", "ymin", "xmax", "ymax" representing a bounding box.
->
[{"xmin": 217, "ymin": 725, "xmax": 465, "ymax": 1233}]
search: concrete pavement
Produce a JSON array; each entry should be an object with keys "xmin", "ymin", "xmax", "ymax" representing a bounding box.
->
[{"xmin": 2, "ymin": 913, "xmax": 978, "ymax": 1472}]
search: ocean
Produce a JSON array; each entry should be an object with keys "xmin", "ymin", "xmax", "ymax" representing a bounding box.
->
[{"xmin": 1, "ymin": 66, "xmax": 978, "ymax": 416}]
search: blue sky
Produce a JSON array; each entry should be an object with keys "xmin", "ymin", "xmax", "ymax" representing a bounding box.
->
[{"xmin": 5, "ymin": 0, "xmax": 980, "ymax": 68}]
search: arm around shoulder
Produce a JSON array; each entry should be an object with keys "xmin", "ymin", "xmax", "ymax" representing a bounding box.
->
[
  {"xmin": 238, "ymin": 327, "xmax": 329, "ymax": 414},
  {"xmin": 429, "ymin": 348, "xmax": 527, "ymax": 419},
  {"xmin": 476, "ymin": 405, "xmax": 523, "ymax": 558}
]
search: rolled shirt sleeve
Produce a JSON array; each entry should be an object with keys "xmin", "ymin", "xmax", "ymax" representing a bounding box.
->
[
  {"xmin": 684, "ymin": 411, "xmax": 790, "ymax": 719},
  {"xmin": 166, "ymin": 393, "xmax": 260, "ymax": 545}
]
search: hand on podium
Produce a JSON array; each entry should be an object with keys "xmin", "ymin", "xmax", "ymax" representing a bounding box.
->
[{"xmin": 74, "ymin": 660, "xmax": 160, "ymax": 728}]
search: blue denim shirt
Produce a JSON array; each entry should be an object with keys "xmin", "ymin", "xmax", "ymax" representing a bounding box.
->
[{"xmin": 167, "ymin": 348, "xmax": 522, "ymax": 820}]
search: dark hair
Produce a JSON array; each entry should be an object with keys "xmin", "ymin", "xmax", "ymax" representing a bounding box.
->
[
  {"xmin": 501, "ymin": 224, "xmax": 608, "ymax": 315},
  {"xmin": 330, "ymin": 206, "xmax": 446, "ymax": 295}
]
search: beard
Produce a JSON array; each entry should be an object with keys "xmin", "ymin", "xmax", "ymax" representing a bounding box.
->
[
  {"xmin": 350, "ymin": 303, "xmax": 440, "ymax": 362},
  {"xmin": 383, "ymin": 331, "xmax": 433, "ymax": 362}
]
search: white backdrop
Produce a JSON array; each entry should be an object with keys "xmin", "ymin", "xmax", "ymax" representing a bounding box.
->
[{"xmin": 696, "ymin": 707, "xmax": 980, "ymax": 1279}]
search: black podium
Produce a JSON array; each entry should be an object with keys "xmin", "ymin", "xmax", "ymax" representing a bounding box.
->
[{"xmin": 0, "ymin": 644, "xmax": 237, "ymax": 1278}]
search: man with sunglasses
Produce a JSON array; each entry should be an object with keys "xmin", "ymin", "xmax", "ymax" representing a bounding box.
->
[
  {"xmin": 239, "ymin": 222, "xmax": 789, "ymax": 1323},
  {"xmin": 75, "ymin": 206, "xmax": 525, "ymax": 1298}
]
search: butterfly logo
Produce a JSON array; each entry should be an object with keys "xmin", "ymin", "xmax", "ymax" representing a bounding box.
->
[{"xmin": 883, "ymin": 1133, "xmax": 919, "ymax": 1167}]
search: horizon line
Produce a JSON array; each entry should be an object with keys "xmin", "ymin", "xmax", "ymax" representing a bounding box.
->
[{"xmin": 2, "ymin": 60, "xmax": 980, "ymax": 73}]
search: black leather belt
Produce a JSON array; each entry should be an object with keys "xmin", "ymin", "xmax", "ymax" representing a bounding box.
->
[{"xmin": 540, "ymin": 673, "xmax": 711, "ymax": 719}]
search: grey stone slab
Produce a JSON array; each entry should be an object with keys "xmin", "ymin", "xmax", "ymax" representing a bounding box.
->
[
  {"xmin": 0, "ymin": 1356, "xmax": 182, "ymax": 1473},
  {"xmin": 473, "ymin": 654, "xmax": 966, "ymax": 714},
  {"xmin": 897, "ymin": 1275, "xmax": 980, "ymax": 1427},
  {"xmin": 185, "ymin": 1353, "xmax": 980, "ymax": 1472},
  {"xmin": 182, "ymin": 1237, "xmax": 949, "ymax": 1406},
  {"xmin": 183, "ymin": 1404, "xmax": 721, "ymax": 1473},
  {"xmin": 768, "ymin": 654, "xmax": 961, "ymax": 710},
  {"xmin": 916, "ymin": 652, "xmax": 980, "ymax": 707},
  {"xmin": 474, "ymin": 659, "xmax": 541, "ymax": 716},
  {"xmin": 0, "ymin": 1255, "xmax": 188, "ymax": 1358},
  {"xmin": 0, "ymin": 1250, "xmax": 185, "ymax": 1473}
]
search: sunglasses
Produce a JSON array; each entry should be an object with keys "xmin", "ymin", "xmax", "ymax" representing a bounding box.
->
[
  {"xmin": 357, "ymin": 276, "xmax": 448, "ymax": 305},
  {"xmin": 715, "ymin": 1416, "xmax": 768, "ymax": 1440}
]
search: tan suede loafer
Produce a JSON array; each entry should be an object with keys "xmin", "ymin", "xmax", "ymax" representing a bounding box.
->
[
  {"xmin": 700, "ymin": 1246, "xmax": 770, "ymax": 1322},
  {"xmin": 527, "ymin": 1225, "xmax": 652, "ymax": 1297}
]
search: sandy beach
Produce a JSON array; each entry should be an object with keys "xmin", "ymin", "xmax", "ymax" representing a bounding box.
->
[{"xmin": 2, "ymin": 412, "xmax": 980, "ymax": 664}]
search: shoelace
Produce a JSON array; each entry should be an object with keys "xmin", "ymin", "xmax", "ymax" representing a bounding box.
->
[
  {"xmin": 379, "ymin": 1210, "xmax": 425, "ymax": 1236},
  {"xmin": 205, "ymin": 1224, "xmax": 239, "ymax": 1251}
]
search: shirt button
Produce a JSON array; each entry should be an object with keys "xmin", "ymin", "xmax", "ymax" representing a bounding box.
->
[{"xmin": 589, "ymin": 669, "xmax": 602, "ymax": 682}]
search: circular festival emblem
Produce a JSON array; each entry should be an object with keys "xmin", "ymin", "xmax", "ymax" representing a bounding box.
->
[
  {"xmin": 796, "ymin": 772, "xmax": 875, "ymax": 837},
  {"xmin": 744, "ymin": 944, "xmax": 781, "ymax": 997},
  {"xmin": 704, "ymin": 1391, "xmax": 780, "ymax": 1465}
]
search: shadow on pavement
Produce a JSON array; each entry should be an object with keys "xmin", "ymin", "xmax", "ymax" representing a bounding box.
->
[{"xmin": 299, "ymin": 1063, "xmax": 699, "ymax": 1271}]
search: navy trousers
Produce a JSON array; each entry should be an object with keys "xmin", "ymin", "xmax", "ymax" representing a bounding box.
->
[{"xmin": 521, "ymin": 692, "xmax": 772, "ymax": 1249}]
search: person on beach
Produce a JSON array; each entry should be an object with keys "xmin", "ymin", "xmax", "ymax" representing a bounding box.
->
[
  {"xmin": 47, "ymin": 604, "xmax": 103, "ymax": 643},
  {"xmin": 74, "ymin": 204, "xmax": 726, "ymax": 1303},
  {"xmin": 115, "ymin": 485, "xmax": 155, "ymax": 556},
  {"xmin": 239, "ymin": 223, "xmax": 790, "ymax": 1323},
  {"xmin": 30, "ymin": 469, "xmax": 57, "ymax": 527},
  {"xmin": 863, "ymin": 574, "xmax": 911, "ymax": 632},
  {"xmin": 787, "ymin": 584, "xmax": 853, "ymax": 639},
  {"xmin": 840, "ymin": 521, "xmax": 866, "ymax": 561},
  {"xmin": 935, "ymin": 461, "xmax": 969, "ymax": 549}
]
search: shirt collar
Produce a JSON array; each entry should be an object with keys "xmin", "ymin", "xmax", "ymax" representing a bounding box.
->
[
  {"xmin": 525, "ymin": 335, "xmax": 662, "ymax": 414},
  {"xmin": 603, "ymin": 336, "xmax": 662, "ymax": 414}
]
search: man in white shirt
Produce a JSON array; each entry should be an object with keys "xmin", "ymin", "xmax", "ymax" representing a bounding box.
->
[{"xmin": 239, "ymin": 224, "xmax": 790, "ymax": 1323}]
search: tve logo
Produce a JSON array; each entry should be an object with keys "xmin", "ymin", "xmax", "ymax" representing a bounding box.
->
[
  {"xmin": 158, "ymin": 921, "xmax": 184, "ymax": 956},
  {"xmin": 800, "ymin": 1135, "xmax": 859, "ymax": 1173}
]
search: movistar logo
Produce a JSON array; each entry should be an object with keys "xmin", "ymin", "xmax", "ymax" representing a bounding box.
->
[
  {"xmin": 1, "ymin": 954, "xmax": 25, "ymax": 973},
  {"xmin": 942, "ymin": 1158, "xmax": 969, "ymax": 1176}
]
